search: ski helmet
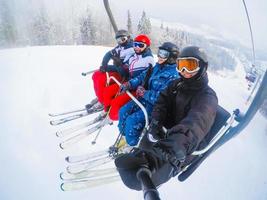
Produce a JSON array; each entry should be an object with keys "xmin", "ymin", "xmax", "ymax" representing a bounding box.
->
[
  {"xmin": 178, "ymin": 46, "xmax": 208, "ymax": 79},
  {"xmin": 158, "ymin": 42, "xmax": 179, "ymax": 64},
  {"xmin": 134, "ymin": 34, "xmax": 151, "ymax": 46},
  {"xmin": 115, "ymin": 29, "xmax": 130, "ymax": 39}
]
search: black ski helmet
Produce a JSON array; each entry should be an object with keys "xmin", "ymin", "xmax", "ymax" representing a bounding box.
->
[
  {"xmin": 115, "ymin": 29, "xmax": 130, "ymax": 39},
  {"xmin": 179, "ymin": 46, "xmax": 208, "ymax": 69},
  {"xmin": 158, "ymin": 42, "xmax": 179, "ymax": 64},
  {"xmin": 178, "ymin": 46, "xmax": 208, "ymax": 80}
]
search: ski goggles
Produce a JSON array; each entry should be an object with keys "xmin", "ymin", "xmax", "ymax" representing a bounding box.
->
[
  {"xmin": 157, "ymin": 49, "xmax": 170, "ymax": 59},
  {"xmin": 177, "ymin": 57, "xmax": 200, "ymax": 73},
  {"xmin": 133, "ymin": 42, "xmax": 146, "ymax": 48},
  {"xmin": 116, "ymin": 36, "xmax": 128, "ymax": 44}
]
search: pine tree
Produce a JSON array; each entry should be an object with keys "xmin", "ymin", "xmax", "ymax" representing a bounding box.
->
[
  {"xmin": 79, "ymin": 8, "xmax": 97, "ymax": 45},
  {"xmin": 0, "ymin": 0, "xmax": 17, "ymax": 47},
  {"xmin": 137, "ymin": 11, "xmax": 151, "ymax": 35},
  {"xmin": 160, "ymin": 22, "xmax": 164, "ymax": 30},
  {"xmin": 29, "ymin": 5, "xmax": 51, "ymax": 45},
  {"xmin": 127, "ymin": 10, "xmax": 133, "ymax": 34}
]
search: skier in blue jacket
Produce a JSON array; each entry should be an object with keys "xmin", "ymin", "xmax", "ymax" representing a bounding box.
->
[{"xmin": 118, "ymin": 42, "xmax": 180, "ymax": 146}]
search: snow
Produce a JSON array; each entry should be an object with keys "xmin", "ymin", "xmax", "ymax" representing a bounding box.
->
[{"xmin": 0, "ymin": 45, "xmax": 266, "ymax": 200}]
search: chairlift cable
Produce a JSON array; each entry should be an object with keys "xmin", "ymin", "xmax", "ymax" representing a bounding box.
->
[{"xmin": 242, "ymin": 0, "xmax": 256, "ymax": 67}]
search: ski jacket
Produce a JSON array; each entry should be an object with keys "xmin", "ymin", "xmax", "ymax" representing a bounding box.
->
[
  {"xmin": 101, "ymin": 41, "xmax": 134, "ymax": 66},
  {"xmin": 129, "ymin": 63, "xmax": 179, "ymax": 105},
  {"xmin": 151, "ymin": 73, "xmax": 218, "ymax": 155},
  {"xmin": 125, "ymin": 48, "xmax": 155, "ymax": 78}
]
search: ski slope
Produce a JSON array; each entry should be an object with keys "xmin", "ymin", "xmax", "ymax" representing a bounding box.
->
[{"xmin": 0, "ymin": 46, "xmax": 266, "ymax": 200}]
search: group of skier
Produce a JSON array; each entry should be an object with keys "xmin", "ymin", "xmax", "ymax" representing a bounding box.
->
[{"xmin": 89, "ymin": 29, "xmax": 218, "ymax": 190}]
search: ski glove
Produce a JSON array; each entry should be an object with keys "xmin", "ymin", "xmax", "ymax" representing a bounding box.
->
[
  {"xmin": 146, "ymin": 119, "xmax": 166, "ymax": 141},
  {"xmin": 119, "ymin": 82, "xmax": 131, "ymax": 94},
  {"xmin": 155, "ymin": 133, "xmax": 187, "ymax": 163},
  {"xmin": 136, "ymin": 86, "xmax": 146, "ymax": 98},
  {"xmin": 99, "ymin": 65, "xmax": 108, "ymax": 72}
]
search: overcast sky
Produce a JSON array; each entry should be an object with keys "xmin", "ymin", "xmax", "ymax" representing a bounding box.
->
[
  {"xmin": 110, "ymin": 0, "xmax": 267, "ymax": 51},
  {"xmin": 13, "ymin": 0, "xmax": 267, "ymax": 52}
]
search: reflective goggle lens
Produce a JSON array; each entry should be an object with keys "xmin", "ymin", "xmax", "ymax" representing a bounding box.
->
[
  {"xmin": 177, "ymin": 58, "xmax": 200, "ymax": 73},
  {"xmin": 134, "ymin": 42, "xmax": 146, "ymax": 48},
  {"xmin": 116, "ymin": 36, "xmax": 127, "ymax": 44},
  {"xmin": 157, "ymin": 49, "xmax": 170, "ymax": 59}
]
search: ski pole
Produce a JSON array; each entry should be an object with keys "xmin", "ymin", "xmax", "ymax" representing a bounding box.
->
[
  {"xmin": 81, "ymin": 69, "xmax": 98, "ymax": 76},
  {"xmin": 136, "ymin": 167, "xmax": 161, "ymax": 200}
]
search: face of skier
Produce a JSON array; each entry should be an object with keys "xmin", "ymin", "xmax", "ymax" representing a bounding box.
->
[
  {"xmin": 177, "ymin": 57, "xmax": 200, "ymax": 79},
  {"xmin": 179, "ymin": 70, "xmax": 198, "ymax": 78},
  {"xmin": 157, "ymin": 57, "xmax": 168, "ymax": 64},
  {"xmin": 157, "ymin": 49, "xmax": 169, "ymax": 64},
  {"xmin": 133, "ymin": 42, "xmax": 147, "ymax": 53},
  {"xmin": 116, "ymin": 36, "xmax": 128, "ymax": 45}
]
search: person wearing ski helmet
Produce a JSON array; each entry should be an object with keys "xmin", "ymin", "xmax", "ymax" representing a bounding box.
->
[
  {"xmin": 117, "ymin": 42, "xmax": 180, "ymax": 146},
  {"xmin": 101, "ymin": 34, "xmax": 155, "ymax": 121},
  {"xmin": 115, "ymin": 46, "xmax": 218, "ymax": 191},
  {"xmin": 102, "ymin": 29, "xmax": 134, "ymax": 67},
  {"xmin": 90, "ymin": 29, "xmax": 134, "ymax": 111}
]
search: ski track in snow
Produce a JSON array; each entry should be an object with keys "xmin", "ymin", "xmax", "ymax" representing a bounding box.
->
[{"xmin": 0, "ymin": 46, "xmax": 266, "ymax": 200}]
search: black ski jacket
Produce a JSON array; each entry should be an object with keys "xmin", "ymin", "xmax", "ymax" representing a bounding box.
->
[{"xmin": 151, "ymin": 72, "xmax": 218, "ymax": 155}]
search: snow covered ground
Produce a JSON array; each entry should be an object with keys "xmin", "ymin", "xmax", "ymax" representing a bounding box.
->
[{"xmin": 0, "ymin": 46, "xmax": 266, "ymax": 200}]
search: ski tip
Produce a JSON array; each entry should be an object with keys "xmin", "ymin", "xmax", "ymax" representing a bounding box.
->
[
  {"xmin": 65, "ymin": 156, "xmax": 70, "ymax": 163},
  {"xmin": 66, "ymin": 166, "xmax": 72, "ymax": 174},
  {"xmin": 59, "ymin": 143, "xmax": 65, "ymax": 150},
  {"xmin": 60, "ymin": 183, "xmax": 66, "ymax": 191},
  {"xmin": 55, "ymin": 131, "xmax": 61, "ymax": 137},
  {"xmin": 59, "ymin": 172, "xmax": 65, "ymax": 180}
]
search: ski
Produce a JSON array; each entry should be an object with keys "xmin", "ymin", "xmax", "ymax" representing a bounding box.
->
[
  {"xmin": 65, "ymin": 146, "xmax": 132, "ymax": 174},
  {"xmin": 48, "ymin": 108, "xmax": 86, "ymax": 117},
  {"xmin": 65, "ymin": 149, "xmax": 109, "ymax": 163},
  {"xmin": 50, "ymin": 106, "xmax": 103, "ymax": 126},
  {"xmin": 59, "ymin": 118, "xmax": 112, "ymax": 149},
  {"xmin": 60, "ymin": 167, "xmax": 117, "ymax": 181},
  {"xmin": 49, "ymin": 98, "xmax": 98, "ymax": 117},
  {"xmin": 66, "ymin": 155, "xmax": 113, "ymax": 174},
  {"xmin": 60, "ymin": 175, "xmax": 120, "ymax": 191},
  {"xmin": 56, "ymin": 112, "xmax": 107, "ymax": 138}
]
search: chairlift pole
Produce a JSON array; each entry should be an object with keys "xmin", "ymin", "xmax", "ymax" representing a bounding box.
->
[{"xmin": 103, "ymin": 0, "xmax": 118, "ymax": 33}]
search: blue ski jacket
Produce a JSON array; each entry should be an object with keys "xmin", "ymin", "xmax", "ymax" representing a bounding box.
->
[
  {"xmin": 129, "ymin": 62, "xmax": 180, "ymax": 105},
  {"xmin": 118, "ymin": 62, "xmax": 179, "ymax": 146}
]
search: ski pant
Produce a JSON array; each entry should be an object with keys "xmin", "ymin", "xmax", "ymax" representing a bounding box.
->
[
  {"xmin": 115, "ymin": 147, "xmax": 179, "ymax": 191},
  {"xmin": 102, "ymin": 84, "xmax": 136, "ymax": 121},
  {"xmin": 92, "ymin": 70, "xmax": 122, "ymax": 104},
  {"xmin": 118, "ymin": 99, "xmax": 153, "ymax": 146}
]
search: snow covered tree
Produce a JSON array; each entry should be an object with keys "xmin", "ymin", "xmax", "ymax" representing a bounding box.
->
[
  {"xmin": 0, "ymin": 0, "xmax": 17, "ymax": 47},
  {"xmin": 160, "ymin": 22, "xmax": 164, "ymax": 30},
  {"xmin": 29, "ymin": 5, "xmax": 51, "ymax": 45},
  {"xmin": 79, "ymin": 8, "xmax": 97, "ymax": 45},
  {"xmin": 127, "ymin": 10, "xmax": 133, "ymax": 35},
  {"xmin": 137, "ymin": 11, "xmax": 151, "ymax": 35}
]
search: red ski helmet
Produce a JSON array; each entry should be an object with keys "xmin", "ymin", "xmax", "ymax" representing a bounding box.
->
[{"xmin": 134, "ymin": 34, "xmax": 151, "ymax": 46}]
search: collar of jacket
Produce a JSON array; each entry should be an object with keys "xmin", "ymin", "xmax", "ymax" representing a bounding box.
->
[
  {"xmin": 176, "ymin": 72, "xmax": 209, "ymax": 92},
  {"xmin": 136, "ymin": 47, "xmax": 153, "ymax": 57}
]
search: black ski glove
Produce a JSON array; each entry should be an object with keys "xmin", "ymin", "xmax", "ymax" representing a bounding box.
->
[
  {"xmin": 119, "ymin": 82, "xmax": 131, "ymax": 94},
  {"xmin": 146, "ymin": 119, "xmax": 165, "ymax": 142},
  {"xmin": 99, "ymin": 65, "xmax": 108, "ymax": 72},
  {"xmin": 155, "ymin": 133, "xmax": 188, "ymax": 163}
]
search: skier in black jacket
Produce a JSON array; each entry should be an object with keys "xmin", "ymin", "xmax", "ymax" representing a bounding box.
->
[{"xmin": 115, "ymin": 46, "xmax": 218, "ymax": 191}]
